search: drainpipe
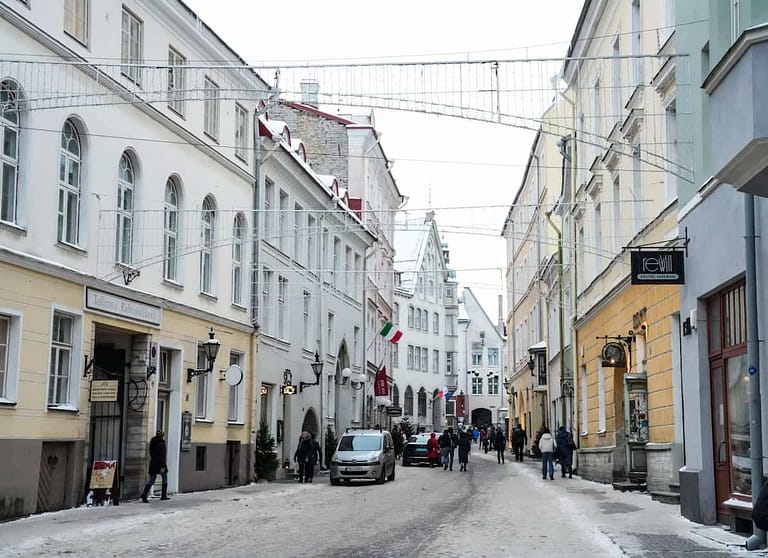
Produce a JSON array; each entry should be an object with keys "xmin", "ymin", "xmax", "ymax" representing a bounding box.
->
[
  {"xmin": 744, "ymin": 193, "xmax": 765, "ymax": 551},
  {"xmin": 249, "ymin": 111, "xmax": 263, "ymax": 462}
]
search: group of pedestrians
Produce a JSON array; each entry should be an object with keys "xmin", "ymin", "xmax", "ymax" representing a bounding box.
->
[{"xmin": 537, "ymin": 425, "xmax": 576, "ymax": 480}]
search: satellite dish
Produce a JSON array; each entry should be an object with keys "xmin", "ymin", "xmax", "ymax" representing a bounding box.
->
[{"xmin": 224, "ymin": 364, "xmax": 244, "ymax": 387}]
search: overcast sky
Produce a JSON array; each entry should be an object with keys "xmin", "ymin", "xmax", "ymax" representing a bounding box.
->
[{"xmin": 184, "ymin": 0, "xmax": 584, "ymax": 319}]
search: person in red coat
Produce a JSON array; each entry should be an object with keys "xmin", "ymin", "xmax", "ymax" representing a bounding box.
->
[{"xmin": 426, "ymin": 432, "xmax": 439, "ymax": 468}]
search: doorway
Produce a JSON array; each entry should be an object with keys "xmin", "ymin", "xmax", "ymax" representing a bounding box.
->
[
  {"xmin": 226, "ymin": 441, "xmax": 241, "ymax": 486},
  {"xmin": 37, "ymin": 442, "xmax": 73, "ymax": 513}
]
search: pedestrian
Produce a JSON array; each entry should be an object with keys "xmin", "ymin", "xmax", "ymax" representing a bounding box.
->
[
  {"xmin": 438, "ymin": 429, "xmax": 452, "ymax": 470},
  {"xmin": 538, "ymin": 427, "xmax": 556, "ymax": 480},
  {"xmin": 427, "ymin": 432, "xmax": 440, "ymax": 468},
  {"xmin": 448, "ymin": 427, "xmax": 459, "ymax": 471},
  {"xmin": 512, "ymin": 424, "xmax": 527, "ymax": 462},
  {"xmin": 140, "ymin": 430, "xmax": 170, "ymax": 502},
  {"xmin": 457, "ymin": 429, "xmax": 471, "ymax": 471},
  {"xmin": 302, "ymin": 432, "xmax": 322, "ymax": 483},
  {"xmin": 293, "ymin": 431, "xmax": 310, "ymax": 482},
  {"xmin": 494, "ymin": 428, "xmax": 506, "ymax": 464},
  {"xmin": 480, "ymin": 428, "xmax": 488, "ymax": 453},
  {"xmin": 555, "ymin": 425, "xmax": 575, "ymax": 478},
  {"xmin": 472, "ymin": 426, "xmax": 480, "ymax": 446}
]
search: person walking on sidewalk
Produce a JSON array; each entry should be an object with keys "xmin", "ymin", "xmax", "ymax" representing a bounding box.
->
[
  {"xmin": 140, "ymin": 430, "xmax": 170, "ymax": 502},
  {"xmin": 538, "ymin": 427, "xmax": 556, "ymax": 480},
  {"xmin": 427, "ymin": 432, "xmax": 440, "ymax": 468},
  {"xmin": 438, "ymin": 429, "xmax": 453, "ymax": 470},
  {"xmin": 512, "ymin": 424, "xmax": 527, "ymax": 462},
  {"xmin": 448, "ymin": 427, "xmax": 459, "ymax": 471},
  {"xmin": 294, "ymin": 431, "xmax": 311, "ymax": 482},
  {"xmin": 555, "ymin": 425, "xmax": 575, "ymax": 478},
  {"xmin": 302, "ymin": 432, "xmax": 322, "ymax": 483},
  {"xmin": 457, "ymin": 429, "xmax": 471, "ymax": 471},
  {"xmin": 494, "ymin": 428, "xmax": 507, "ymax": 464}
]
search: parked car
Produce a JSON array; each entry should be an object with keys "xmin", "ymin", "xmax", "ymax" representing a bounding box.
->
[
  {"xmin": 329, "ymin": 429, "xmax": 396, "ymax": 485},
  {"xmin": 402, "ymin": 433, "xmax": 433, "ymax": 466}
]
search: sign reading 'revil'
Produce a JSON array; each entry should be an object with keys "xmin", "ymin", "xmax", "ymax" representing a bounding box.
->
[{"xmin": 630, "ymin": 250, "xmax": 685, "ymax": 285}]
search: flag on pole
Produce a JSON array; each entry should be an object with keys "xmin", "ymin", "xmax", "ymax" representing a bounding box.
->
[
  {"xmin": 379, "ymin": 322, "xmax": 403, "ymax": 344},
  {"xmin": 374, "ymin": 365, "xmax": 388, "ymax": 397}
]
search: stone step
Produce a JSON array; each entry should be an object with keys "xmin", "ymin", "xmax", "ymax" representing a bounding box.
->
[
  {"xmin": 651, "ymin": 490, "xmax": 681, "ymax": 505},
  {"xmin": 613, "ymin": 480, "xmax": 647, "ymax": 493},
  {"xmin": 668, "ymin": 481, "xmax": 680, "ymax": 494}
]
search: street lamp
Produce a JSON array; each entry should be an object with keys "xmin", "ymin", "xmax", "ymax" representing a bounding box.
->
[
  {"xmin": 186, "ymin": 327, "xmax": 221, "ymax": 383},
  {"xmin": 300, "ymin": 351, "xmax": 324, "ymax": 392}
]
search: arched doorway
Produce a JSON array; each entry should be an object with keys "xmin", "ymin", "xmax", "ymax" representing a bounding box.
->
[
  {"xmin": 301, "ymin": 408, "xmax": 319, "ymax": 438},
  {"xmin": 471, "ymin": 408, "xmax": 492, "ymax": 427}
]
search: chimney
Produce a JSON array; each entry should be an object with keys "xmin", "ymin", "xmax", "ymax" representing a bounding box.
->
[{"xmin": 300, "ymin": 80, "xmax": 320, "ymax": 107}]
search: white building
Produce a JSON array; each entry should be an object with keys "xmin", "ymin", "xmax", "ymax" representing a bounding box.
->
[{"xmin": 391, "ymin": 211, "xmax": 457, "ymax": 432}]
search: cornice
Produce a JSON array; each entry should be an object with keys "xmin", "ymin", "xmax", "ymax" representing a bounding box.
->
[{"xmin": 703, "ymin": 23, "xmax": 768, "ymax": 94}]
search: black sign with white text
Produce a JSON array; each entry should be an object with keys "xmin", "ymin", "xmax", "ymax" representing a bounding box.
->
[{"xmin": 630, "ymin": 250, "xmax": 685, "ymax": 285}]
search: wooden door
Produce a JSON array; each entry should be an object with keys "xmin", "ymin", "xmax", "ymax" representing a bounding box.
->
[
  {"xmin": 37, "ymin": 442, "xmax": 71, "ymax": 513},
  {"xmin": 710, "ymin": 360, "xmax": 731, "ymax": 520}
]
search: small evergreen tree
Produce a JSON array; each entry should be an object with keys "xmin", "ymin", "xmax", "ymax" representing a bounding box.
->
[
  {"xmin": 399, "ymin": 417, "xmax": 415, "ymax": 440},
  {"xmin": 254, "ymin": 422, "xmax": 279, "ymax": 481},
  {"xmin": 324, "ymin": 425, "xmax": 337, "ymax": 469}
]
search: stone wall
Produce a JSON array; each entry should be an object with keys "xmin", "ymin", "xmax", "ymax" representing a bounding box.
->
[
  {"xmin": 645, "ymin": 443, "xmax": 673, "ymax": 493},
  {"xmin": 578, "ymin": 446, "xmax": 614, "ymax": 484}
]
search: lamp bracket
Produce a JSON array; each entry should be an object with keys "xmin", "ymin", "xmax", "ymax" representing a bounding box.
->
[{"xmin": 187, "ymin": 367, "xmax": 211, "ymax": 383}]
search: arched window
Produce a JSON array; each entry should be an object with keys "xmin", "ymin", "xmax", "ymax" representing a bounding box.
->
[
  {"xmin": 417, "ymin": 388, "xmax": 427, "ymax": 417},
  {"xmin": 58, "ymin": 120, "xmax": 82, "ymax": 245},
  {"xmin": 232, "ymin": 213, "xmax": 245, "ymax": 305},
  {"xmin": 404, "ymin": 386, "xmax": 414, "ymax": 416},
  {"xmin": 392, "ymin": 384, "xmax": 400, "ymax": 406},
  {"xmin": 163, "ymin": 178, "xmax": 179, "ymax": 281},
  {"xmin": 115, "ymin": 152, "xmax": 134, "ymax": 264},
  {"xmin": 0, "ymin": 80, "xmax": 21, "ymax": 224},
  {"xmin": 200, "ymin": 196, "xmax": 215, "ymax": 293}
]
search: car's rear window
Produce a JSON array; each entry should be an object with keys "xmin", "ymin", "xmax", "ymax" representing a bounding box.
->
[{"xmin": 338, "ymin": 435, "xmax": 382, "ymax": 451}]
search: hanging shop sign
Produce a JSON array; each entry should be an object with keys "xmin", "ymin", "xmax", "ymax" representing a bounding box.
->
[
  {"xmin": 630, "ymin": 250, "xmax": 685, "ymax": 285},
  {"xmin": 601, "ymin": 342, "xmax": 628, "ymax": 368}
]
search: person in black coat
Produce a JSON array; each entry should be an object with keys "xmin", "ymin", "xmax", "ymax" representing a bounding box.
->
[
  {"xmin": 141, "ymin": 430, "xmax": 169, "ymax": 502},
  {"xmin": 294, "ymin": 432, "xmax": 310, "ymax": 483},
  {"xmin": 457, "ymin": 429, "xmax": 471, "ymax": 471},
  {"xmin": 555, "ymin": 425, "xmax": 575, "ymax": 478},
  {"xmin": 302, "ymin": 432, "xmax": 322, "ymax": 483},
  {"xmin": 494, "ymin": 429, "xmax": 507, "ymax": 464},
  {"xmin": 511, "ymin": 424, "xmax": 527, "ymax": 462}
]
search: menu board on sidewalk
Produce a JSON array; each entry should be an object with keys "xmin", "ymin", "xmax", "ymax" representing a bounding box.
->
[{"xmin": 89, "ymin": 460, "xmax": 117, "ymax": 490}]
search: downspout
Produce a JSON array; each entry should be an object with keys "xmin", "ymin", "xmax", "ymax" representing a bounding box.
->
[
  {"xmin": 362, "ymin": 245, "xmax": 368, "ymax": 428},
  {"xmin": 744, "ymin": 193, "xmax": 765, "ymax": 551},
  {"xmin": 249, "ymin": 111, "xmax": 263, "ymax": 467}
]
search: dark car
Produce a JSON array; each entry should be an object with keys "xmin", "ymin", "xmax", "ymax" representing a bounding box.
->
[{"xmin": 402, "ymin": 433, "xmax": 432, "ymax": 466}]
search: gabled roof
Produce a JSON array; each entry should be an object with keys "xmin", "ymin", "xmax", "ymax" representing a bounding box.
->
[
  {"xmin": 460, "ymin": 287, "xmax": 504, "ymax": 340},
  {"xmin": 393, "ymin": 213, "xmax": 448, "ymax": 295}
]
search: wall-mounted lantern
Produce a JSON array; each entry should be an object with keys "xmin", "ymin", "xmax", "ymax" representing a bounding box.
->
[
  {"xmin": 300, "ymin": 352, "xmax": 324, "ymax": 392},
  {"xmin": 186, "ymin": 327, "xmax": 221, "ymax": 383}
]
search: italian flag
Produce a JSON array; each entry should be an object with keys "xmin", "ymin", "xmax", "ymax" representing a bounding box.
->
[{"xmin": 379, "ymin": 322, "xmax": 403, "ymax": 344}]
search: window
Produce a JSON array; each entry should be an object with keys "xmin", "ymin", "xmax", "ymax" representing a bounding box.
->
[
  {"xmin": 1, "ymin": 81, "xmax": 20, "ymax": 224},
  {"xmin": 407, "ymin": 305, "xmax": 414, "ymax": 328},
  {"xmin": 121, "ymin": 8, "xmax": 143, "ymax": 83},
  {"xmin": 488, "ymin": 375, "xmax": 499, "ymax": 395},
  {"xmin": 200, "ymin": 196, "xmax": 215, "ymax": 294},
  {"xmin": 277, "ymin": 276, "xmax": 287, "ymax": 339},
  {"xmin": 0, "ymin": 316, "xmax": 8, "ymax": 400},
  {"xmin": 306, "ymin": 215, "xmax": 316, "ymax": 271},
  {"xmin": 203, "ymin": 77, "xmax": 220, "ymax": 140},
  {"xmin": 354, "ymin": 253, "xmax": 361, "ymax": 298},
  {"xmin": 471, "ymin": 343, "xmax": 482, "ymax": 366},
  {"xmin": 432, "ymin": 350, "xmax": 439, "ymax": 374},
  {"xmin": 407, "ymin": 345, "xmax": 414, "ymax": 369},
  {"xmin": 631, "ymin": 0, "xmax": 642, "ymax": 85},
  {"xmin": 232, "ymin": 213, "xmax": 245, "ymax": 306},
  {"xmin": 488, "ymin": 348, "xmax": 499, "ymax": 366},
  {"xmin": 235, "ymin": 104, "xmax": 248, "ymax": 160},
  {"xmin": 167, "ymin": 47, "xmax": 186, "ymax": 115},
  {"xmin": 577, "ymin": 223, "xmax": 585, "ymax": 290},
  {"xmin": 64, "ymin": 0, "xmax": 88, "ymax": 44},
  {"xmin": 417, "ymin": 389, "xmax": 427, "ymax": 417},
  {"xmin": 598, "ymin": 362, "xmax": 606, "ymax": 432},
  {"xmin": 261, "ymin": 269, "xmax": 273, "ymax": 333},
  {"xmin": 593, "ymin": 203, "xmax": 602, "ymax": 273},
  {"xmin": 433, "ymin": 312, "xmax": 439, "ymax": 334},
  {"xmin": 327, "ymin": 312, "xmax": 334, "ymax": 351},
  {"xmin": 163, "ymin": 178, "xmax": 179, "ymax": 281},
  {"xmin": 632, "ymin": 145, "xmax": 642, "ymax": 234},
  {"xmin": 593, "ymin": 79, "xmax": 601, "ymax": 160},
  {"xmin": 344, "ymin": 246, "xmax": 352, "ymax": 292},
  {"xmin": 303, "ymin": 291, "xmax": 311, "ymax": 349},
  {"xmin": 58, "ymin": 120, "xmax": 81, "ymax": 246},
  {"xmin": 353, "ymin": 326, "xmax": 360, "ymax": 368},
  {"xmin": 228, "ymin": 352, "xmax": 244, "ymax": 423},
  {"xmin": 393, "ymin": 303, "xmax": 399, "ymax": 326},
  {"xmin": 294, "ymin": 203, "xmax": 303, "ymax": 264},
  {"xmin": 278, "ymin": 191, "xmax": 288, "ymax": 254},
  {"xmin": 421, "ymin": 347, "xmax": 428, "ymax": 372},
  {"xmin": 612, "ymin": 176, "xmax": 621, "ymax": 254},
  {"xmin": 115, "ymin": 153, "xmax": 134, "ymax": 265},
  {"xmin": 392, "ymin": 384, "xmax": 400, "ymax": 406},
  {"xmin": 0, "ymin": 311, "xmax": 20, "ymax": 403},
  {"xmin": 393, "ymin": 344, "xmax": 399, "ymax": 368},
  {"xmin": 414, "ymin": 309, "xmax": 421, "ymax": 330},
  {"xmin": 446, "ymin": 352, "xmax": 453, "ymax": 374},
  {"xmin": 195, "ymin": 343, "xmax": 211, "ymax": 420},
  {"xmin": 445, "ymin": 315, "xmax": 455, "ymax": 336},
  {"xmin": 332, "ymin": 237, "xmax": 341, "ymax": 288},
  {"xmin": 471, "ymin": 376, "xmax": 482, "ymax": 395},
  {"xmin": 404, "ymin": 386, "xmax": 414, "ymax": 416},
  {"xmin": 664, "ymin": 101, "xmax": 677, "ymax": 203},
  {"xmin": 612, "ymin": 36, "xmax": 622, "ymax": 121},
  {"xmin": 414, "ymin": 347, "xmax": 421, "ymax": 371},
  {"xmin": 48, "ymin": 310, "xmax": 80, "ymax": 407}
]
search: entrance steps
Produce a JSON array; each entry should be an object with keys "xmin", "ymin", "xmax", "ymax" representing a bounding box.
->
[{"xmin": 651, "ymin": 480, "xmax": 681, "ymax": 505}]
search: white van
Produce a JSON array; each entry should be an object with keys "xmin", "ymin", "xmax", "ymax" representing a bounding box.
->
[{"xmin": 329, "ymin": 429, "xmax": 396, "ymax": 485}]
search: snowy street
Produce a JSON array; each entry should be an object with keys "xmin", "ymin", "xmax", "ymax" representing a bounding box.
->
[{"xmin": 1, "ymin": 451, "xmax": 759, "ymax": 558}]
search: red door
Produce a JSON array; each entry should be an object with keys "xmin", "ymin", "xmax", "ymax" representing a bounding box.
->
[{"xmin": 710, "ymin": 360, "xmax": 731, "ymax": 520}]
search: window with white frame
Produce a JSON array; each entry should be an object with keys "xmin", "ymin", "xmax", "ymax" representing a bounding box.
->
[
  {"xmin": 232, "ymin": 213, "xmax": 244, "ymax": 306},
  {"xmin": 471, "ymin": 376, "xmax": 482, "ymax": 395},
  {"xmin": 115, "ymin": 153, "xmax": 135, "ymax": 265},
  {"xmin": 261, "ymin": 268, "xmax": 273, "ymax": 334},
  {"xmin": 393, "ymin": 303, "xmax": 399, "ymax": 326},
  {"xmin": 0, "ymin": 311, "xmax": 21, "ymax": 403},
  {"xmin": 306, "ymin": 215, "xmax": 315, "ymax": 271},
  {"xmin": 163, "ymin": 178, "xmax": 179, "ymax": 281},
  {"xmin": 581, "ymin": 364, "xmax": 588, "ymax": 434},
  {"xmin": 488, "ymin": 375, "xmax": 499, "ymax": 395},
  {"xmin": 445, "ymin": 315, "xmax": 455, "ymax": 336},
  {"xmin": 471, "ymin": 342, "xmax": 482, "ymax": 366},
  {"xmin": 195, "ymin": 344, "xmax": 211, "ymax": 420},
  {"xmin": 332, "ymin": 237, "xmax": 341, "ymax": 288},
  {"xmin": 278, "ymin": 190, "xmax": 288, "ymax": 253},
  {"xmin": 64, "ymin": 0, "xmax": 88, "ymax": 45},
  {"xmin": 302, "ymin": 290, "xmax": 311, "ymax": 349},
  {"xmin": 353, "ymin": 253, "xmax": 361, "ymax": 299},
  {"xmin": 446, "ymin": 352, "xmax": 453, "ymax": 373},
  {"xmin": 344, "ymin": 246, "xmax": 352, "ymax": 292},
  {"xmin": 577, "ymin": 223, "xmax": 585, "ymax": 290},
  {"xmin": 58, "ymin": 120, "xmax": 81, "ymax": 246},
  {"xmin": 433, "ymin": 312, "xmax": 439, "ymax": 334},
  {"xmin": 294, "ymin": 203, "xmax": 303, "ymax": 263},
  {"xmin": 200, "ymin": 196, "xmax": 215, "ymax": 294},
  {"xmin": 421, "ymin": 347, "xmax": 428, "ymax": 372},
  {"xmin": 1, "ymin": 80, "xmax": 20, "ymax": 225},
  {"xmin": 48, "ymin": 310, "xmax": 80, "ymax": 407},
  {"xmin": 353, "ymin": 326, "xmax": 360, "ymax": 368},
  {"xmin": 277, "ymin": 276, "xmax": 287, "ymax": 339},
  {"xmin": 593, "ymin": 78, "xmax": 601, "ymax": 160},
  {"xmin": 235, "ymin": 103, "xmax": 248, "ymax": 160},
  {"xmin": 598, "ymin": 361, "xmax": 606, "ymax": 431},
  {"xmin": 264, "ymin": 179, "xmax": 274, "ymax": 244},
  {"xmin": 203, "ymin": 77, "xmax": 220, "ymax": 140},
  {"xmin": 414, "ymin": 308, "xmax": 421, "ymax": 330},
  {"xmin": 407, "ymin": 305, "xmax": 414, "ymax": 328},
  {"xmin": 487, "ymin": 347, "xmax": 499, "ymax": 366},
  {"xmin": 393, "ymin": 343, "xmax": 399, "ymax": 368},
  {"xmin": 121, "ymin": 7, "xmax": 143, "ymax": 83},
  {"xmin": 167, "ymin": 47, "xmax": 186, "ymax": 115},
  {"xmin": 593, "ymin": 202, "xmax": 602, "ymax": 273},
  {"xmin": 432, "ymin": 350, "xmax": 439, "ymax": 374},
  {"xmin": 327, "ymin": 312, "xmax": 335, "ymax": 352},
  {"xmin": 407, "ymin": 345, "xmax": 414, "ymax": 369},
  {"xmin": 228, "ymin": 352, "xmax": 244, "ymax": 423}
]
